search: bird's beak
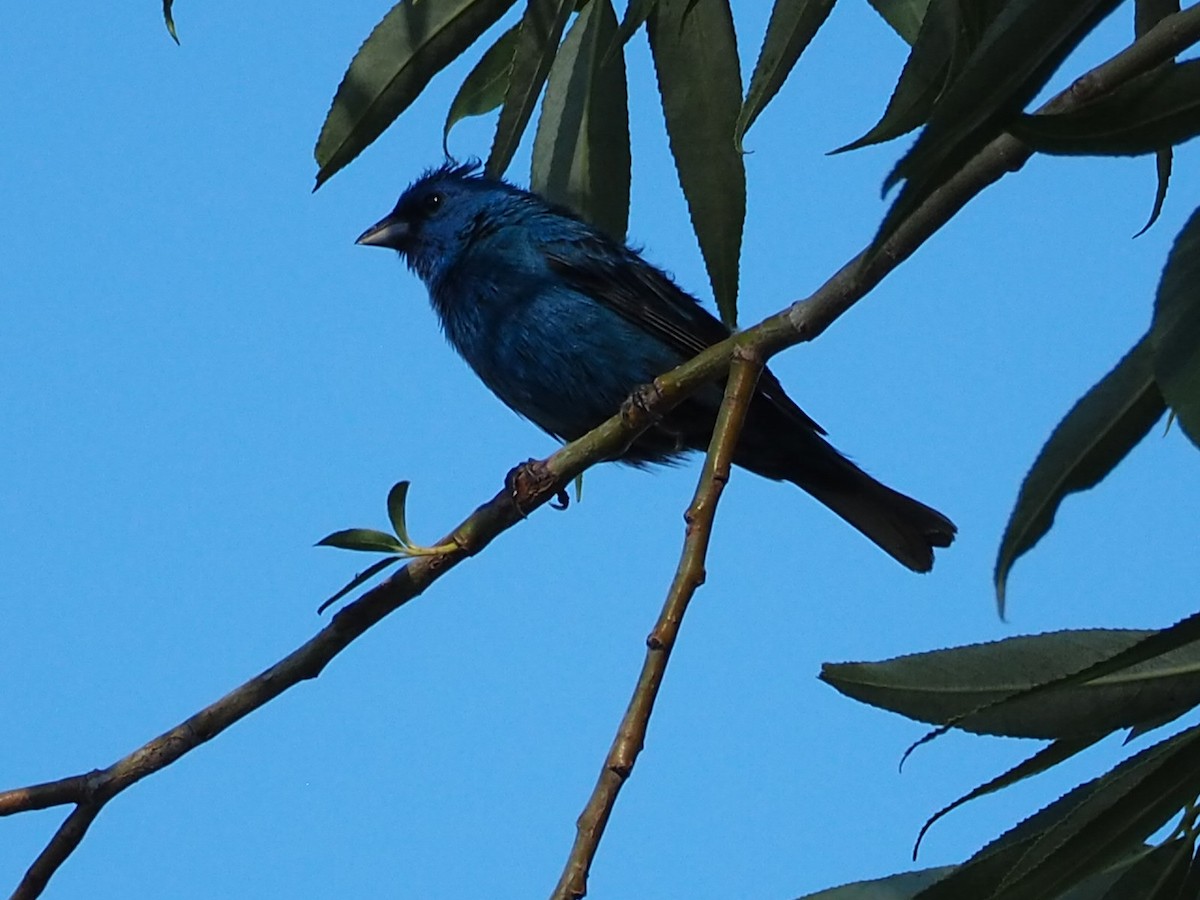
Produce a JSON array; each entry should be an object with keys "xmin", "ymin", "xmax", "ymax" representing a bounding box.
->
[{"xmin": 356, "ymin": 213, "xmax": 410, "ymax": 250}]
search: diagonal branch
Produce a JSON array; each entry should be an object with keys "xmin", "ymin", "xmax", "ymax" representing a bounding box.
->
[
  {"xmin": 551, "ymin": 345, "xmax": 764, "ymax": 900},
  {"xmin": 4, "ymin": 6, "xmax": 1200, "ymax": 896},
  {"xmin": 13, "ymin": 804, "xmax": 101, "ymax": 900}
]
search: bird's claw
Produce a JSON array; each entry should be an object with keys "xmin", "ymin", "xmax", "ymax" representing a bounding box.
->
[{"xmin": 506, "ymin": 459, "xmax": 558, "ymax": 517}]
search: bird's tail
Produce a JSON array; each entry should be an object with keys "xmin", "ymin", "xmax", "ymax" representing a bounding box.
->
[{"xmin": 798, "ymin": 468, "xmax": 956, "ymax": 573}]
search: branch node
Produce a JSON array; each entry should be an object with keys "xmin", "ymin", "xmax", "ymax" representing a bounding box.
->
[
  {"xmin": 1068, "ymin": 69, "xmax": 1104, "ymax": 105},
  {"xmin": 607, "ymin": 762, "xmax": 632, "ymax": 779}
]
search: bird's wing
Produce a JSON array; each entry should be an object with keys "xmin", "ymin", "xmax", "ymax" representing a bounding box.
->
[{"xmin": 543, "ymin": 241, "xmax": 825, "ymax": 436}]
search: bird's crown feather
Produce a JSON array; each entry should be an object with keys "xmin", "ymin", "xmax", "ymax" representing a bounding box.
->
[{"xmin": 415, "ymin": 158, "xmax": 484, "ymax": 187}]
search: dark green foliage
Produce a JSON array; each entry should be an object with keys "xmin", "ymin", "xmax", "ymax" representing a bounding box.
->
[
  {"xmin": 486, "ymin": 0, "xmax": 576, "ymax": 177},
  {"xmin": 304, "ymin": 2, "xmax": 1200, "ymax": 897},
  {"xmin": 315, "ymin": 0, "xmax": 518, "ymax": 189},
  {"xmin": 995, "ymin": 334, "xmax": 1165, "ymax": 609},
  {"xmin": 647, "ymin": 0, "xmax": 745, "ymax": 325},
  {"xmin": 1152, "ymin": 204, "xmax": 1200, "ymax": 447},
  {"xmin": 531, "ymin": 0, "xmax": 631, "ymax": 240}
]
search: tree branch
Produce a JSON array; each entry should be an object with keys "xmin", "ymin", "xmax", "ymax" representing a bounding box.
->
[
  {"xmin": 5, "ymin": 6, "xmax": 1200, "ymax": 896},
  {"xmin": 551, "ymin": 346, "xmax": 764, "ymax": 900},
  {"xmin": 13, "ymin": 804, "xmax": 101, "ymax": 900}
]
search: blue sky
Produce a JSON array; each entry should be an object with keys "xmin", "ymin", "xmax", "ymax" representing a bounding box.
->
[{"xmin": 3, "ymin": 2, "xmax": 1200, "ymax": 898}]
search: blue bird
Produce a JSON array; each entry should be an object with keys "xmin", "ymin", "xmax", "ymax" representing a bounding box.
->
[{"xmin": 357, "ymin": 162, "xmax": 955, "ymax": 571}]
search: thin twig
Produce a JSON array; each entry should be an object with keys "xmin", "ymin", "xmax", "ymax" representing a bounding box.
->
[
  {"xmin": 5, "ymin": 6, "xmax": 1200, "ymax": 896},
  {"xmin": 551, "ymin": 346, "xmax": 764, "ymax": 900},
  {"xmin": 12, "ymin": 803, "xmax": 102, "ymax": 900}
]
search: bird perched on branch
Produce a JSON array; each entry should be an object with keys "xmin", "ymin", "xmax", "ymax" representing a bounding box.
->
[{"xmin": 357, "ymin": 162, "xmax": 955, "ymax": 571}]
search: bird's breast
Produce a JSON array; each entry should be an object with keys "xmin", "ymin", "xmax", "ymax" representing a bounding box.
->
[{"xmin": 430, "ymin": 275, "xmax": 684, "ymax": 442}]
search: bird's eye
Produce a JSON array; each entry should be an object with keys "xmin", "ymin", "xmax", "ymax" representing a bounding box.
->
[{"xmin": 422, "ymin": 192, "xmax": 444, "ymax": 215}]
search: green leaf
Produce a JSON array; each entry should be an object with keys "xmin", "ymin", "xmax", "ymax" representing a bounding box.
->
[
  {"xmin": 840, "ymin": 0, "xmax": 1013, "ymax": 154},
  {"xmin": 485, "ymin": 0, "xmax": 575, "ymax": 178},
  {"xmin": 1136, "ymin": 149, "xmax": 1173, "ymax": 237},
  {"xmin": 922, "ymin": 845, "xmax": 1154, "ymax": 900},
  {"xmin": 615, "ymin": 0, "xmax": 658, "ymax": 44},
  {"xmin": 648, "ymin": 0, "xmax": 745, "ymax": 327},
  {"xmin": 1170, "ymin": 851, "xmax": 1200, "ymax": 900},
  {"xmin": 993, "ymin": 726, "xmax": 1200, "ymax": 899},
  {"xmin": 444, "ymin": 25, "xmax": 521, "ymax": 154},
  {"xmin": 1135, "ymin": 0, "xmax": 1179, "ymax": 238},
  {"xmin": 315, "ymin": 0, "xmax": 516, "ymax": 189},
  {"xmin": 822, "ymin": 628, "xmax": 1200, "ymax": 740},
  {"xmin": 530, "ymin": 0, "xmax": 630, "ymax": 239},
  {"xmin": 735, "ymin": 0, "xmax": 836, "ymax": 150},
  {"xmin": 877, "ymin": 0, "xmax": 1124, "ymax": 250},
  {"xmin": 886, "ymin": 0, "xmax": 1124, "ymax": 188},
  {"xmin": 899, "ymin": 613, "xmax": 1200, "ymax": 768},
  {"xmin": 1122, "ymin": 702, "xmax": 1189, "ymax": 744},
  {"xmin": 913, "ymin": 844, "xmax": 1152, "ymax": 900},
  {"xmin": 916, "ymin": 729, "xmax": 1200, "ymax": 900},
  {"xmin": 1135, "ymin": 0, "xmax": 1181, "ymax": 37},
  {"xmin": 798, "ymin": 847, "xmax": 1157, "ymax": 899},
  {"xmin": 317, "ymin": 555, "xmax": 405, "ymax": 614},
  {"xmin": 795, "ymin": 866, "xmax": 957, "ymax": 899},
  {"xmin": 1152, "ymin": 203, "xmax": 1200, "ymax": 449},
  {"xmin": 316, "ymin": 528, "xmax": 408, "ymax": 554},
  {"xmin": 864, "ymin": 0, "xmax": 933, "ymax": 44},
  {"xmin": 995, "ymin": 333, "xmax": 1165, "ymax": 610},
  {"xmin": 832, "ymin": 0, "xmax": 957, "ymax": 153},
  {"xmin": 163, "ymin": 0, "xmax": 180, "ymax": 44},
  {"xmin": 386, "ymin": 481, "xmax": 412, "ymax": 545},
  {"xmin": 1011, "ymin": 61, "xmax": 1200, "ymax": 157},
  {"xmin": 914, "ymin": 736, "xmax": 1103, "ymax": 858},
  {"xmin": 1097, "ymin": 838, "xmax": 1194, "ymax": 899}
]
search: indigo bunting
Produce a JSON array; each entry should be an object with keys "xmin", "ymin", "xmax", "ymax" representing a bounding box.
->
[{"xmin": 357, "ymin": 162, "xmax": 955, "ymax": 571}]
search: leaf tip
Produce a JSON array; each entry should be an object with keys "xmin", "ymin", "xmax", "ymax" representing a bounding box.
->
[
  {"xmin": 163, "ymin": 0, "xmax": 179, "ymax": 43},
  {"xmin": 316, "ymin": 595, "xmax": 339, "ymax": 615}
]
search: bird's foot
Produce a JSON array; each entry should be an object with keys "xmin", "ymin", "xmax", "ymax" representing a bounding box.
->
[{"xmin": 505, "ymin": 459, "xmax": 559, "ymax": 517}]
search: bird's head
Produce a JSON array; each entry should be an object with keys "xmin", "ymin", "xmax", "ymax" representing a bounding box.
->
[{"xmin": 356, "ymin": 160, "xmax": 515, "ymax": 282}]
